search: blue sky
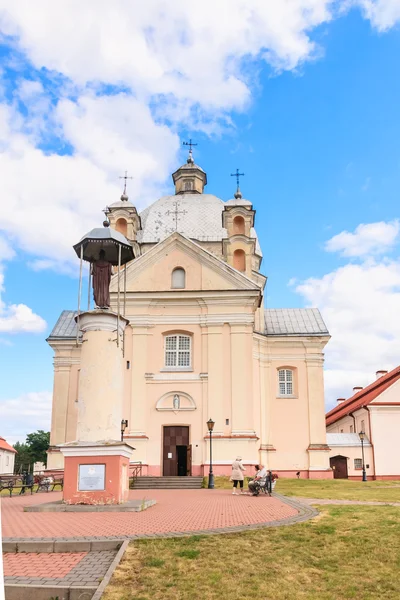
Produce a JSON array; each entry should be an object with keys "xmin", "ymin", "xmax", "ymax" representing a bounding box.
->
[{"xmin": 1, "ymin": 1, "xmax": 400, "ymax": 443}]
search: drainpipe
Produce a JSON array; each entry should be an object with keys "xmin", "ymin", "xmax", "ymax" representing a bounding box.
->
[
  {"xmin": 349, "ymin": 412, "xmax": 357, "ymax": 433},
  {"xmin": 365, "ymin": 407, "xmax": 376, "ymax": 480}
]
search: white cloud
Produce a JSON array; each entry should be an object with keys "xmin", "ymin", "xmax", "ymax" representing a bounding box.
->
[
  {"xmin": 0, "ymin": 1, "xmax": 336, "ymax": 111},
  {"xmin": 0, "ymin": 235, "xmax": 47, "ymax": 334},
  {"xmin": 296, "ymin": 221, "xmax": 400, "ymax": 409},
  {"xmin": 325, "ymin": 220, "xmax": 400, "ymax": 257},
  {"xmin": 354, "ymin": 0, "xmax": 400, "ymax": 31},
  {"xmin": 0, "ymin": 391, "xmax": 52, "ymax": 444}
]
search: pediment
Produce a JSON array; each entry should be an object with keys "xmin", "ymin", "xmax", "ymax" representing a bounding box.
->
[{"xmin": 110, "ymin": 232, "xmax": 261, "ymax": 293}]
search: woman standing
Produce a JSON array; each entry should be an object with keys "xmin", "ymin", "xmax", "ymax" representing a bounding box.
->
[{"xmin": 230, "ymin": 457, "xmax": 246, "ymax": 494}]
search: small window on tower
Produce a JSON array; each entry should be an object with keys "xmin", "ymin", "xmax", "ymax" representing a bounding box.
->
[
  {"xmin": 184, "ymin": 180, "xmax": 194, "ymax": 191},
  {"xmin": 233, "ymin": 249, "xmax": 246, "ymax": 272},
  {"xmin": 116, "ymin": 218, "xmax": 128, "ymax": 237}
]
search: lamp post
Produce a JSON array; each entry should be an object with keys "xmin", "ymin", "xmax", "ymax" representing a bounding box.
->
[
  {"xmin": 207, "ymin": 418, "xmax": 215, "ymax": 489},
  {"xmin": 359, "ymin": 430, "xmax": 367, "ymax": 482},
  {"xmin": 121, "ymin": 419, "xmax": 128, "ymax": 442}
]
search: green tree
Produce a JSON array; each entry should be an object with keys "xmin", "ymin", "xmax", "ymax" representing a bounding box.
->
[
  {"xmin": 25, "ymin": 430, "xmax": 50, "ymax": 466},
  {"xmin": 13, "ymin": 441, "xmax": 33, "ymax": 473}
]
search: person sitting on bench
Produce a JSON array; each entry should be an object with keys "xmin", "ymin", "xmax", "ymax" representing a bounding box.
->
[{"xmin": 248, "ymin": 464, "xmax": 267, "ymax": 495}]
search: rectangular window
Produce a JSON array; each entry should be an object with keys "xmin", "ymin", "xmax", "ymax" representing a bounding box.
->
[
  {"xmin": 350, "ymin": 425, "xmax": 353, "ymax": 433},
  {"xmin": 6, "ymin": 455, "xmax": 9, "ymax": 466},
  {"xmin": 354, "ymin": 458, "xmax": 362, "ymax": 470},
  {"xmin": 165, "ymin": 335, "xmax": 191, "ymax": 368},
  {"xmin": 278, "ymin": 369, "xmax": 293, "ymax": 396},
  {"xmin": 361, "ymin": 420, "xmax": 365, "ymax": 433}
]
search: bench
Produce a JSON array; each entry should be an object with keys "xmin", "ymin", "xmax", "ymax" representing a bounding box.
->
[
  {"xmin": 34, "ymin": 475, "xmax": 64, "ymax": 492},
  {"xmin": 0, "ymin": 475, "xmax": 34, "ymax": 497}
]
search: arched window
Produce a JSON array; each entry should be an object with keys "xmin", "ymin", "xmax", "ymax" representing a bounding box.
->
[
  {"xmin": 116, "ymin": 218, "xmax": 128, "ymax": 237},
  {"xmin": 233, "ymin": 216, "xmax": 245, "ymax": 235},
  {"xmin": 278, "ymin": 369, "xmax": 294, "ymax": 396},
  {"xmin": 171, "ymin": 267, "xmax": 186, "ymax": 289},
  {"xmin": 233, "ymin": 249, "xmax": 246, "ymax": 272},
  {"xmin": 165, "ymin": 334, "xmax": 191, "ymax": 368}
]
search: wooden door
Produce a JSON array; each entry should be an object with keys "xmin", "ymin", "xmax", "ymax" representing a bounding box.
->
[
  {"xmin": 186, "ymin": 445, "xmax": 192, "ymax": 476},
  {"xmin": 163, "ymin": 426, "xmax": 190, "ymax": 476},
  {"xmin": 330, "ymin": 455, "xmax": 348, "ymax": 479}
]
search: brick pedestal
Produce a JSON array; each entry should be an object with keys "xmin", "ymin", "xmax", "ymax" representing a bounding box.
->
[{"xmin": 60, "ymin": 442, "xmax": 133, "ymax": 505}]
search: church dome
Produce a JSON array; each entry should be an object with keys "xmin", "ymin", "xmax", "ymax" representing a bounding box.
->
[{"xmin": 137, "ymin": 193, "xmax": 227, "ymax": 243}]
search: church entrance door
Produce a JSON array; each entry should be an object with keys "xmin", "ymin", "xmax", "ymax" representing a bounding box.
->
[{"xmin": 163, "ymin": 426, "xmax": 190, "ymax": 476}]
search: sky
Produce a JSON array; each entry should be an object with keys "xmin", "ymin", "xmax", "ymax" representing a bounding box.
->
[{"xmin": 1, "ymin": 0, "xmax": 400, "ymax": 444}]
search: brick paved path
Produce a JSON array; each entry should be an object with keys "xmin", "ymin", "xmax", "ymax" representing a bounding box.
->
[
  {"xmin": 294, "ymin": 497, "xmax": 400, "ymax": 507},
  {"xmin": 1, "ymin": 489, "xmax": 315, "ymax": 541},
  {"xmin": 4, "ymin": 550, "xmax": 116, "ymax": 587}
]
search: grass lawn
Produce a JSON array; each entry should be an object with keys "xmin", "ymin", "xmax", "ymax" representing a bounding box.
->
[
  {"xmin": 204, "ymin": 476, "xmax": 400, "ymax": 502},
  {"xmin": 103, "ymin": 505, "xmax": 400, "ymax": 600}
]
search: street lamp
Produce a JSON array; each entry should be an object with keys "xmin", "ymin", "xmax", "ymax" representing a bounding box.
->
[
  {"xmin": 207, "ymin": 418, "xmax": 215, "ymax": 489},
  {"xmin": 359, "ymin": 430, "xmax": 367, "ymax": 482},
  {"xmin": 121, "ymin": 419, "xmax": 128, "ymax": 442}
]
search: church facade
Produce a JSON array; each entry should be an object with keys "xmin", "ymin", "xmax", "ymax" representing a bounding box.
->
[{"xmin": 47, "ymin": 151, "xmax": 332, "ymax": 478}]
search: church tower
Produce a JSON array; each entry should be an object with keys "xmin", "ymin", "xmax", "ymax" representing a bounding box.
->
[
  {"xmin": 172, "ymin": 148, "xmax": 207, "ymax": 195},
  {"xmin": 104, "ymin": 187, "xmax": 141, "ymax": 257}
]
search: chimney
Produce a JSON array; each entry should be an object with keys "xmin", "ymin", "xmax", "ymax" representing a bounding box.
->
[
  {"xmin": 376, "ymin": 370, "xmax": 388, "ymax": 380},
  {"xmin": 353, "ymin": 386, "xmax": 363, "ymax": 394},
  {"xmin": 336, "ymin": 398, "xmax": 346, "ymax": 404}
]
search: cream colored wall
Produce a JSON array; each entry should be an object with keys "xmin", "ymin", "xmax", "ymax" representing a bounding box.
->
[
  {"xmin": 256, "ymin": 336, "xmax": 330, "ymax": 473},
  {"xmin": 369, "ymin": 405, "xmax": 400, "ymax": 476},
  {"xmin": 328, "ymin": 445, "xmax": 374, "ymax": 478},
  {"xmin": 0, "ymin": 450, "xmax": 15, "ymax": 474}
]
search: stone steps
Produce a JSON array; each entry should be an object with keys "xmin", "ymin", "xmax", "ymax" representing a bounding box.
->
[{"xmin": 132, "ymin": 476, "xmax": 204, "ymax": 489}]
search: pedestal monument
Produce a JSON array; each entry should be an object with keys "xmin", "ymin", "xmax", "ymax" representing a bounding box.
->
[{"xmin": 59, "ymin": 223, "xmax": 135, "ymax": 505}]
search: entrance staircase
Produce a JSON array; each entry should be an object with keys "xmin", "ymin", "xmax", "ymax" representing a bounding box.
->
[{"xmin": 132, "ymin": 476, "xmax": 204, "ymax": 490}]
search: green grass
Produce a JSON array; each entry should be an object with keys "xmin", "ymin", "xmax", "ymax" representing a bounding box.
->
[
  {"xmin": 203, "ymin": 476, "xmax": 400, "ymax": 502},
  {"xmin": 102, "ymin": 505, "xmax": 400, "ymax": 600}
]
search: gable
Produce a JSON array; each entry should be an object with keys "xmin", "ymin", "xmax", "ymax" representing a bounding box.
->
[
  {"xmin": 370, "ymin": 377, "xmax": 400, "ymax": 404},
  {"xmin": 111, "ymin": 233, "xmax": 261, "ymax": 293}
]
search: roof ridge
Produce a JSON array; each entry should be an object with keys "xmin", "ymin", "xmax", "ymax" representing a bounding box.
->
[{"xmin": 326, "ymin": 365, "xmax": 400, "ymax": 424}]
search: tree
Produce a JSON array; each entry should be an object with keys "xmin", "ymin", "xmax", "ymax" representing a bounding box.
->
[
  {"xmin": 13, "ymin": 441, "xmax": 33, "ymax": 473},
  {"xmin": 25, "ymin": 430, "xmax": 50, "ymax": 466}
]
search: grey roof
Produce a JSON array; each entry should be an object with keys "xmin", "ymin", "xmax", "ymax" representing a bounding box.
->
[
  {"xmin": 48, "ymin": 310, "xmax": 78, "ymax": 339},
  {"xmin": 264, "ymin": 308, "xmax": 329, "ymax": 336},
  {"xmin": 137, "ymin": 193, "xmax": 262, "ymax": 256},
  {"xmin": 50, "ymin": 307, "xmax": 328, "ymax": 341},
  {"xmin": 225, "ymin": 197, "xmax": 253, "ymax": 206},
  {"xmin": 327, "ymin": 433, "xmax": 371, "ymax": 447}
]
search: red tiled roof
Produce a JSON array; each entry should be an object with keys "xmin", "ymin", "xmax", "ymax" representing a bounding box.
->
[
  {"xmin": 0, "ymin": 437, "xmax": 17, "ymax": 453},
  {"xmin": 326, "ymin": 365, "xmax": 400, "ymax": 426}
]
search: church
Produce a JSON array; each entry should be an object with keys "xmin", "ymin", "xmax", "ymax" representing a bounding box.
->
[{"xmin": 47, "ymin": 149, "xmax": 332, "ymax": 479}]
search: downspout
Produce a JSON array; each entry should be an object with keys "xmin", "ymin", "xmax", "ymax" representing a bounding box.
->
[
  {"xmin": 349, "ymin": 412, "xmax": 357, "ymax": 433},
  {"xmin": 365, "ymin": 407, "xmax": 376, "ymax": 480}
]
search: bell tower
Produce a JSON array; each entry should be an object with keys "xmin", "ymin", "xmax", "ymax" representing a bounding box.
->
[{"xmin": 104, "ymin": 173, "xmax": 141, "ymax": 257}]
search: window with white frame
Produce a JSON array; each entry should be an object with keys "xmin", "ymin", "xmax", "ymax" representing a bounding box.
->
[
  {"xmin": 354, "ymin": 458, "xmax": 362, "ymax": 469},
  {"xmin": 350, "ymin": 425, "xmax": 353, "ymax": 433},
  {"xmin": 278, "ymin": 369, "xmax": 294, "ymax": 396},
  {"xmin": 165, "ymin": 334, "xmax": 191, "ymax": 369},
  {"xmin": 361, "ymin": 420, "xmax": 365, "ymax": 433}
]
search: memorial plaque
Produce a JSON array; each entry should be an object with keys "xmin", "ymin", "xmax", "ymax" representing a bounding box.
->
[{"xmin": 78, "ymin": 464, "xmax": 106, "ymax": 491}]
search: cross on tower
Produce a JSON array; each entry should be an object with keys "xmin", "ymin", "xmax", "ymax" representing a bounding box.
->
[
  {"xmin": 183, "ymin": 139, "xmax": 197, "ymax": 152},
  {"xmin": 119, "ymin": 171, "xmax": 133, "ymax": 195},
  {"xmin": 230, "ymin": 168, "xmax": 245, "ymax": 191},
  {"xmin": 166, "ymin": 200, "xmax": 188, "ymax": 233}
]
